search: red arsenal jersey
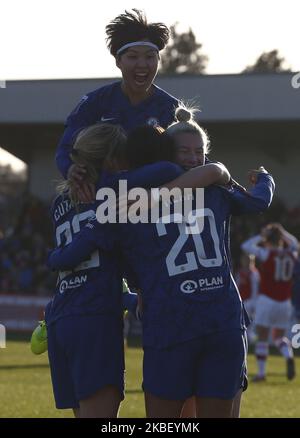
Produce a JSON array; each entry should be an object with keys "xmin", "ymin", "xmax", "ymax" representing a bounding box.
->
[
  {"xmin": 259, "ymin": 249, "xmax": 295, "ymax": 301},
  {"xmin": 236, "ymin": 267, "xmax": 260, "ymax": 301}
]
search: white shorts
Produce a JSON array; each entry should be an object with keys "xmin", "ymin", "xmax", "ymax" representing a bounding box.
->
[
  {"xmin": 254, "ymin": 294, "xmax": 292, "ymax": 329},
  {"xmin": 243, "ymin": 299, "xmax": 255, "ymax": 318}
]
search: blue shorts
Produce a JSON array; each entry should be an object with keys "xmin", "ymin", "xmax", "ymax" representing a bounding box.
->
[
  {"xmin": 143, "ymin": 329, "xmax": 247, "ymax": 401},
  {"xmin": 47, "ymin": 314, "xmax": 125, "ymax": 409}
]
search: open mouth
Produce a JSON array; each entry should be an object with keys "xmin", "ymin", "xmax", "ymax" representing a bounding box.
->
[{"xmin": 134, "ymin": 73, "xmax": 149, "ymax": 85}]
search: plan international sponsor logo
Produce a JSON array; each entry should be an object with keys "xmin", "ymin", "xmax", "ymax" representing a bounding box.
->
[{"xmin": 180, "ymin": 276, "xmax": 223, "ymax": 293}]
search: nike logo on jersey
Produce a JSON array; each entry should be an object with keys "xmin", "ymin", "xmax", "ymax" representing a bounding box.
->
[{"xmin": 100, "ymin": 116, "xmax": 115, "ymax": 122}]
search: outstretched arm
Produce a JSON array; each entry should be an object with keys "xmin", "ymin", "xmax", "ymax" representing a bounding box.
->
[
  {"xmin": 241, "ymin": 235, "xmax": 269, "ymax": 262},
  {"xmin": 162, "ymin": 162, "xmax": 230, "ymax": 190},
  {"xmin": 277, "ymin": 224, "xmax": 298, "ymax": 251},
  {"xmin": 56, "ymin": 93, "xmax": 99, "ymax": 178},
  {"xmin": 47, "ymin": 220, "xmax": 113, "ymax": 271},
  {"xmin": 230, "ymin": 169, "xmax": 275, "ymax": 215}
]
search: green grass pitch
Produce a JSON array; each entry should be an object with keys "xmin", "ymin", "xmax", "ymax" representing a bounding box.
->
[{"xmin": 1, "ymin": 337, "xmax": 299, "ymax": 418}]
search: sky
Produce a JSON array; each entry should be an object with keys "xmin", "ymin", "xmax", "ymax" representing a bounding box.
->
[
  {"xmin": 0, "ymin": 0, "xmax": 299, "ymax": 81},
  {"xmin": 0, "ymin": 0, "xmax": 299, "ymax": 170},
  {"xmin": 0, "ymin": 147, "xmax": 27, "ymax": 173}
]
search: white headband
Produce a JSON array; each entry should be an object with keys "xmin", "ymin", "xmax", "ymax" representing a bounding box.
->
[{"xmin": 116, "ymin": 41, "xmax": 159, "ymax": 56}]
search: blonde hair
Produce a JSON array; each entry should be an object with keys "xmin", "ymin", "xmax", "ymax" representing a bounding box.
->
[
  {"xmin": 166, "ymin": 106, "xmax": 210, "ymax": 154},
  {"xmin": 57, "ymin": 123, "xmax": 126, "ymax": 204}
]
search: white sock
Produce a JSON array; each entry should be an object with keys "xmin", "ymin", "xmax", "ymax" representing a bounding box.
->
[
  {"xmin": 255, "ymin": 341, "xmax": 269, "ymax": 376},
  {"xmin": 274, "ymin": 337, "xmax": 294, "ymax": 359}
]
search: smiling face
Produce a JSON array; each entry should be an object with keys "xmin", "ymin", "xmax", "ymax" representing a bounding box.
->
[
  {"xmin": 116, "ymin": 45, "xmax": 159, "ymax": 99},
  {"xmin": 173, "ymin": 132, "xmax": 205, "ymax": 170}
]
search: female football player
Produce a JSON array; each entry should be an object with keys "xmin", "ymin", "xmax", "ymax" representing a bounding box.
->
[
  {"xmin": 119, "ymin": 108, "xmax": 272, "ymax": 418},
  {"xmin": 46, "ymin": 123, "xmax": 140, "ymax": 418},
  {"xmin": 56, "ymin": 9, "xmax": 179, "ymax": 201}
]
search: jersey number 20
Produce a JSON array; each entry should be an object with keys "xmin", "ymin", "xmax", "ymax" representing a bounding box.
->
[{"xmin": 156, "ymin": 208, "xmax": 222, "ymax": 277}]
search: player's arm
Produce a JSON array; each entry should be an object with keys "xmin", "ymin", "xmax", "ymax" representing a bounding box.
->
[
  {"xmin": 121, "ymin": 162, "xmax": 230, "ymax": 216},
  {"xmin": 56, "ymin": 140, "xmax": 73, "ymax": 179},
  {"xmin": 116, "ymin": 162, "xmax": 184, "ymax": 218},
  {"xmin": 241, "ymin": 235, "xmax": 269, "ymax": 262},
  {"xmin": 47, "ymin": 220, "xmax": 113, "ymax": 271},
  {"xmin": 162, "ymin": 162, "xmax": 230, "ymax": 191},
  {"xmin": 276, "ymin": 225, "xmax": 299, "ymax": 251},
  {"xmin": 229, "ymin": 168, "xmax": 275, "ymax": 215},
  {"xmin": 250, "ymin": 269, "xmax": 260, "ymax": 301},
  {"xmin": 150, "ymin": 162, "xmax": 230, "ymax": 214},
  {"xmin": 126, "ymin": 161, "xmax": 184, "ymax": 189},
  {"xmin": 56, "ymin": 93, "xmax": 99, "ymax": 178}
]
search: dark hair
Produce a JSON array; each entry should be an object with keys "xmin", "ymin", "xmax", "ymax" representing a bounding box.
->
[
  {"xmin": 126, "ymin": 125, "xmax": 176, "ymax": 169},
  {"xmin": 106, "ymin": 9, "xmax": 170, "ymax": 57},
  {"xmin": 265, "ymin": 225, "xmax": 282, "ymax": 246}
]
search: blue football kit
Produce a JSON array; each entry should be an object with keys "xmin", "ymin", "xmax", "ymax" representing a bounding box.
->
[
  {"xmin": 45, "ymin": 194, "xmax": 123, "ymax": 325},
  {"xmin": 56, "ymin": 81, "xmax": 179, "ymax": 177},
  {"xmin": 104, "ymin": 165, "xmax": 274, "ymax": 343},
  {"xmin": 47, "ymin": 162, "xmax": 275, "ymax": 400},
  {"xmin": 45, "ymin": 188, "xmax": 136, "ymax": 409},
  {"xmin": 108, "ymin": 163, "xmax": 274, "ymax": 399}
]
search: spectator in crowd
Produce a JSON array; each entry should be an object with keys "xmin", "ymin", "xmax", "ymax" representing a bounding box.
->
[{"xmin": 0, "ymin": 196, "xmax": 56, "ymax": 296}]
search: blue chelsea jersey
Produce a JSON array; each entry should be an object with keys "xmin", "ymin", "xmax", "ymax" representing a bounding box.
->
[
  {"xmin": 102, "ymin": 163, "xmax": 275, "ymax": 348},
  {"xmin": 45, "ymin": 190, "xmax": 123, "ymax": 326},
  {"xmin": 46, "ymin": 162, "xmax": 275, "ymax": 347},
  {"xmin": 56, "ymin": 81, "xmax": 179, "ymax": 177}
]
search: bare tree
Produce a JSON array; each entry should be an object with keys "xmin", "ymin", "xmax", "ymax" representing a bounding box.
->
[
  {"xmin": 160, "ymin": 23, "xmax": 208, "ymax": 75},
  {"xmin": 243, "ymin": 49, "xmax": 291, "ymax": 73}
]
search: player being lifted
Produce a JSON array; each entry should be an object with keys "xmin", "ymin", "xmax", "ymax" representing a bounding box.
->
[
  {"xmin": 55, "ymin": 9, "xmax": 179, "ymax": 201},
  {"xmin": 242, "ymin": 223, "xmax": 298, "ymax": 382}
]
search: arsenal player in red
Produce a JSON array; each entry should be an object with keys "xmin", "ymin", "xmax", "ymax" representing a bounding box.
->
[{"xmin": 242, "ymin": 223, "xmax": 298, "ymax": 382}]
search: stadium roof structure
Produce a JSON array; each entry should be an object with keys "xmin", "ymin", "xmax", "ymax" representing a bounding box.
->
[
  {"xmin": 0, "ymin": 73, "xmax": 299, "ymax": 205},
  {"xmin": 0, "ymin": 72, "xmax": 299, "ymax": 123}
]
